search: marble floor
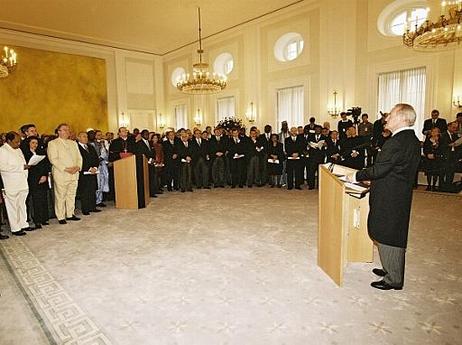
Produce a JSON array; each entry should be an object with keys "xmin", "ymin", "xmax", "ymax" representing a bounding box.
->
[{"xmin": 0, "ymin": 188, "xmax": 461, "ymax": 345}]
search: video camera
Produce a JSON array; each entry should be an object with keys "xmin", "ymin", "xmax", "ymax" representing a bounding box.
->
[{"xmin": 346, "ymin": 107, "xmax": 362, "ymax": 125}]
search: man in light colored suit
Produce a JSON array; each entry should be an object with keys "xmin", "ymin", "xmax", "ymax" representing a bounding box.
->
[
  {"xmin": 47, "ymin": 123, "xmax": 82, "ymax": 224},
  {"xmin": 0, "ymin": 132, "xmax": 31, "ymax": 236}
]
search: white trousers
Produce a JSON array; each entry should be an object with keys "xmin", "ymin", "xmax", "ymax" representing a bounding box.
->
[
  {"xmin": 53, "ymin": 179, "xmax": 78, "ymax": 220},
  {"xmin": 3, "ymin": 189, "xmax": 29, "ymax": 232}
]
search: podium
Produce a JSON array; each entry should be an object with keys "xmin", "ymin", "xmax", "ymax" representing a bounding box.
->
[
  {"xmin": 113, "ymin": 155, "xmax": 150, "ymax": 209},
  {"xmin": 318, "ymin": 165, "xmax": 373, "ymax": 286}
]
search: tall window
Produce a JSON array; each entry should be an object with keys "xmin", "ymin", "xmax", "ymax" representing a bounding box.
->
[
  {"xmin": 216, "ymin": 96, "xmax": 236, "ymax": 121},
  {"xmin": 277, "ymin": 86, "xmax": 304, "ymax": 127},
  {"xmin": 377, "ymin": 67, "xmax": 426, "ymax": 138},
  {"xmin": 175, "ymin": 104, "xmax": 188, "ymax": 130},
  {"xmin": 389, "ymin": 8, "xmax": 427, "ymax": 35}
]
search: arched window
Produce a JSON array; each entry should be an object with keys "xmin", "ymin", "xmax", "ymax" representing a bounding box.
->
[
  {"xmin": 274, "ymin": 33, "xmax": 304, "ymax": 62},
  {"xmin": 171, "ymin": 67, "xmax": 186, "ymax": 87},
  {"xmin": 378, "ymin": 0, "xmax": 429, "ymax": 37},
  {"xmin": 213, "ymin": 53, "xmax": 234, "ymax": 76}
]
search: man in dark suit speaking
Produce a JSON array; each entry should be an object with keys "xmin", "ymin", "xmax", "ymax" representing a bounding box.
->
[{"xmin": 351, "ymin": 103, "xmax": 421, "ymax": 291}]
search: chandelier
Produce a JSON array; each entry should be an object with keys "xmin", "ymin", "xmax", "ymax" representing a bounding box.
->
[
  {"xmin": 403, "ymin": 1, "xmax": 462, "ymax": 51},
  {"xmin": 177, "ymin": 8, "xmax": 227, "ymax": 95},
  {"xmin": 0, "ymin": 46, "xmax": 17, "ymax": 78}
]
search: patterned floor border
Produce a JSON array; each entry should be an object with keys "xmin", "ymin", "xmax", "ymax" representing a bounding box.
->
[{"xmin": 0, "ymin": 238, "xmax": 113, "ymax": 345}]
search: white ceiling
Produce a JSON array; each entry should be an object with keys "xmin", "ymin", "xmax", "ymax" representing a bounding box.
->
[{"xmin": 0, "ymin": 0, "xmax": 302, "ymax": 55}]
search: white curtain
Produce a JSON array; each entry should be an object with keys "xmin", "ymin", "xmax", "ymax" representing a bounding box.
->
[
  {"xmin": 277, "ymin": 86, "xmax": 304, "ymax": 128},
  {"xmin": 217, "ymin": 96, "xmax": 236, "ymax": 121},
  {"xmin": 175, "ymin": 104, "xmax": 188, "ymax": 130},
  {"xmin": 378, "ymin": 67, "xmax": 426, "ymax": 139}
]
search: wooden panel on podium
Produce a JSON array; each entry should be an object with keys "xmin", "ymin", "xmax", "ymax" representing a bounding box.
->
[
  {"xmin": 114, "ymin": 155, "xmax": 138, "ymax": 209},
  {"xmin": 113, "ymin": 155, "xmax": 150, "ymax": 209},
  {"xmin": 318, "ymin": 166, "xmax": 347, "ymax": 286},
  {"xmin": 318, "ymin": 165, "xmax": 373, "ymax": 286}
]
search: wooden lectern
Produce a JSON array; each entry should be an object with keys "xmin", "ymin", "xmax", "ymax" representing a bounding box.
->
[
  {"xmin": 318, "ymin": 165, "xmax": 373, "ymax": 286},
  {"xmin": 113, "ymin": 155, "xmax": 150, "ymax": 209}
]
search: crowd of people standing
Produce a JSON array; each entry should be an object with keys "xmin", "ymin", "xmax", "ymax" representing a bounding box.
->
[{"xmin": 0, "ymin": 110, "xmax": 461, "ymax": 240}]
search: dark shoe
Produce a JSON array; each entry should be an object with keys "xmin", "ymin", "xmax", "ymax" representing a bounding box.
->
[
  {"xmin": 58, "ymin": 219, "xmax": 67, "ymax": 225},
  {"xmin": 181, "ymin": 189, "xmax": 186, "ymax": 193},
  {"xmin": 425, "ymin": 185, "xmax": 431, "ymax": 191},
  {"xmin": 270, "ymin": 184, "xmax": 275, "ymax": 188},
  {"xmin": 82, "ymin": 212, "xmax": 90, "ymax": 216},
  {"xmin": 231, "ymin": 185, "xmax": 236, "ymax": 189},
  {"xmin": 167, "ymin": 187, "xmax": 173, "ymax": 192},
  {"xmin": 370, "ymin": 280, "xmax": 403, "ymax": 290},
  {"xmin": 308, "ymin": 186, "xmax": 315, "ymax": 190},
  {"xmin": 431, "ymin": 186, "xmax": 438, "ymax": 192},
  {"xmin": 295, "ymin": 186, "xmax": 302, "ymax": 190},
  {"xmin": 33, "ymin": 224, "xmax": 42, "ymax": 230},
  {"xmin": 66, "ymin": 216, "xmax": 81, "ymax": 221},
  {"xmin": 187, "ymin": 189, "xmax": 193, "ymax": 192},
  {"xmin": 91, "ymin": 209, "xmax": 102, "ymax": 213},
  {"xmin": 96, "ymin": 203, "xmax": 107, "ymax": 207},
  {"xmin": 152, "ymin": 195, "xmax": 158, "ymax": 198},
  {"xmin": 12, "ymin": 231, "xmax": 26, "ymax": 236},
  {"xmin": 204, "ymin": 186, "xmax": 211, "ymax": 189},
  {"xmin": 0, "ymin": 234, "xmax": 9, "ymax": 240},
  {"xmin": 23, "ymin": 227, "xmax": 35, "ymax": 232},
  {"xmin": 372, "ymin": 268, "xmax": 387, "ymax": 277},
  {"xmin": 288, "ymin": 187, "xmax": 293, "ymax": 190},
  {"xmin": 42, "ymin": 222, "xmax": 49, "ymax": 226},
  {"xmin": 247, "ymin": 185, "xmax": 253, "ymax": 188},
  {"xmin": 239, "ymin": 185, "xmax": 244, "ymax": 188}
]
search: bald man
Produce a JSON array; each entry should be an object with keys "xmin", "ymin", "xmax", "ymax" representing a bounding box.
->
[{"xmin": 47, "ymin": 124, "xmax": 82, "ymax": 224}]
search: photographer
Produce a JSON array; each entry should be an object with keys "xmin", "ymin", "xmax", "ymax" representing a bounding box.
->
[{"xmin": 337, "ymin": 112, "xmax": 353, "ymax": 142}]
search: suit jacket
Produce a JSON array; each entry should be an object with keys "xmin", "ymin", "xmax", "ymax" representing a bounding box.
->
[
  {"xmin": 422, "ymin": 118, "xmax": 448, "ymax": 136},
  {"xmin": 176, "ymin": 140, "xmax": 194, "ymax": 161},
  {"xmin": 284, "ymin": 136, "xmax": 304, "ymax": 158},
  {"xmin": 439, "ymin": 131, "xmax": 459, "ymax": 161},
  {"xmin": 228, "ymin": 137, "xmax": 248, "ymax": 157},
  {"xmin": 162, "ymin": 139, "xmax": 179, "ymax": 165},
  {"xmin": 136, "ymin": 139, "xmax": 156, "ymax": 161},
  {"xmin": 47, "ymin": 138, "xmax": 82, "ymax": 182},
  {"xmin": 356, "ymin": 129, "xmax": 421, "ymax": 248},
  {"xmin": 338, "ymin": 119, "xmax": 353, "ymax": 139},
  {"xmin": 306, "ymin": 134, "xmax": 327, "ymax": 162},
  {"xmin": 23, "ymin": 150, "xmax": 50, "ymax": 190},
  {"xmin": 190, "ymin": 138, "xmax": 209, "ymax": 161},
  {"xmin": 247, "ymin": 137, "xmax": 265, "ymax": 157},
  {"xmin": 78, "ymin": 143, "xmax": 99, "ymax": 176},
  {"xmin": 257, "ymin": 133, "xmax": 272, "ymax": 152},
  {"xmin": 326, "ymin": 138, "xmax": 341, "ymax": 162},
  {"xmin": 209, "ymin": 135, "xmax": 228, "ymax": 158}
]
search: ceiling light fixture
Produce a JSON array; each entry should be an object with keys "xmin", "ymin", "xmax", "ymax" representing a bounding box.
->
[{"xmin": 177, "ymin": 8, "xmax": 227, "ymax": 95}]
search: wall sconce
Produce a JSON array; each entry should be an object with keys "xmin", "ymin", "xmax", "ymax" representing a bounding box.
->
[
  {"xmin": 119, "ymin": 112, "xmax": 129, "ymax": 128},
  {"xmin": 246, "ymin": 102, "xmax": 256, "ymax": 123},
  {"xmin": 327, "ymin": 91, "xmax": 342, "ymax": 118},
  {"xmin": 157, "ymin": 112, "xmax": 166, "ymax": 130},
  {"xmin": 453, "ymin": 96, "xmax": 462, "ymax": 108},
  {"xmin": 194, "ymin": 108, "xmax": 202, "ymax": 126}
]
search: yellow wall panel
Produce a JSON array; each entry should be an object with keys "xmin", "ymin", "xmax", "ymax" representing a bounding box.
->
[{"xmin": 0, "ymin": 46, "xmax": 108, "ymax": 135}]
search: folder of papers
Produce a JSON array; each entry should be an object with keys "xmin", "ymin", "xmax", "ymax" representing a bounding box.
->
[{"xmin": 267, "ymin": 159, "xmax": 280, "ymax": 164}]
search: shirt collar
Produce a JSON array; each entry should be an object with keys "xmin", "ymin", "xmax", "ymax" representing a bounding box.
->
[{"xmin": 392, "ymin": 126, "xmax": 414, "ymax": 137}]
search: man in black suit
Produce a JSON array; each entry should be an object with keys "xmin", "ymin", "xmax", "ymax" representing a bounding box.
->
[
  {"xmin": 247, "ymin": 129, "xmax": 265, "ymax": 187},
  {"xmin": 76, "ymin": 132, "xmax": 100, "ymax": 216},
  {"xmin": 209, "ymin": 128, "xmax": 228, "ymax": 188},
  {"xmin": 352, "ymin": 103, "xmax": 421, "ymax": 291},
  {"xmin": 162, "ymin": 131, "xmax": 180, "ymax": 191},
  {"xmin": 176, "ymin": 132, "xmax": 193, "ymax": 192},
  {"xmin": 257, "ymin": 125, "xmax": 272, "ymax": 185},
  {"xmin": 228, "ymin": 128, "xmax": 248, "ymax": 188},
  {"xmin": 422, "ymin": 109, "xmax": 447, "ymax": 137},
  {"xmin": 285, "ymin": 127, "xmax": 304, "ymax": 190},
  {"xmin": 190, "ymin": 129, "xmax": 210, "ymax": 189},
  {"xmin": 136, "ymin": 129, "xmax": 157, "ymax": 197},
  {"xmin": 326, "ymin": 130, "xmax": 341, "ymax": 163},
  {"xmin": 439, "ymin": 121, "xmax": 460, "ymax": 191},
  {"xmin": 306, "ymin": 125, "xmax": 327, "ymax": 189}
]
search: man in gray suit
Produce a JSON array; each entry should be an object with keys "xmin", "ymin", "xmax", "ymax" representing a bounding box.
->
[{"xmin": 351, "ymin": 103, "xmax": 421, "ymax": 290}]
